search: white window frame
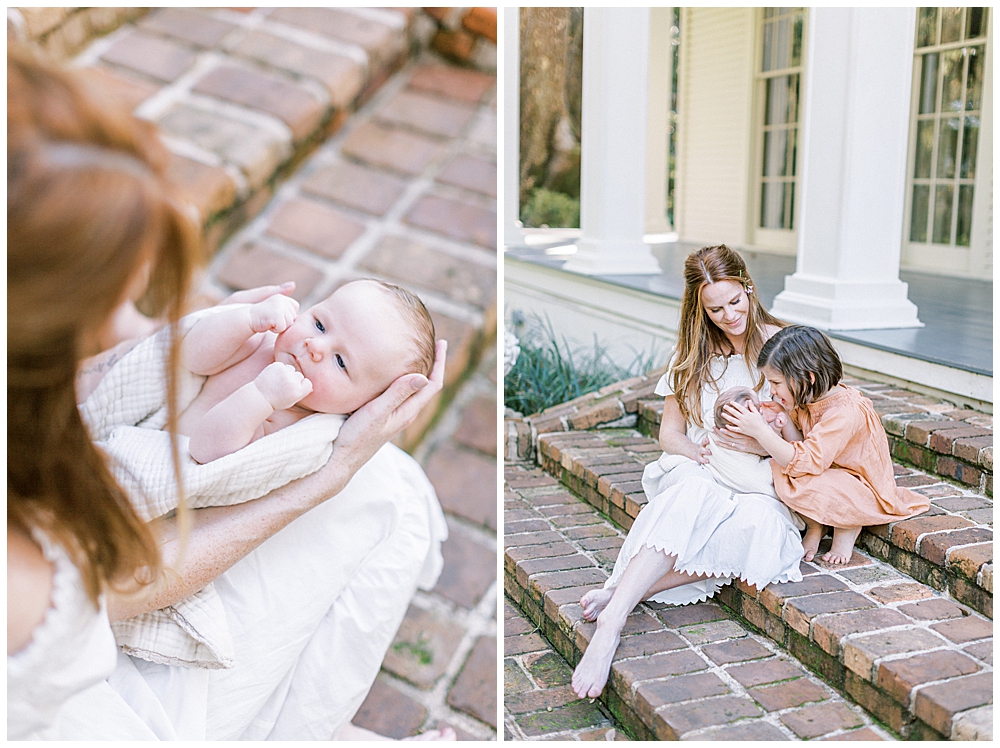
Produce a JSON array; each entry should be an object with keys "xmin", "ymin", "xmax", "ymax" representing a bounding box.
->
[
  {"xmin": 749, "ymin": 7, "xmax": 807, "ymax": 254},
  {"xmin": 902, "ymin": 7, "xmax": 993, "ymax": 278}
]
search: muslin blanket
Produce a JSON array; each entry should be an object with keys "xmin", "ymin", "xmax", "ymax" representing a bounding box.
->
[
  {"xmin": 80, "ymin": 305, "xmax": 346, "ymax": 669},
  {"xmin": 703, "ymin": 433, "xmax": 777, "ymax": 497}
]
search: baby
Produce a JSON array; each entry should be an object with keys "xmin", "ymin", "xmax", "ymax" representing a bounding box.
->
[
  {"xmin": 177, "ymin": 279, "xmax": 435, "ymax": 464},
  {"xmin": 706, "ymin": 386, "xmax": 799, "ymax": 496}
]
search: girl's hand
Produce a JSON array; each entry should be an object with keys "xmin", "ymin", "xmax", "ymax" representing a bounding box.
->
[{"xmin": 722, "ymin": 400, "xmax": 770, "ymax": 441}]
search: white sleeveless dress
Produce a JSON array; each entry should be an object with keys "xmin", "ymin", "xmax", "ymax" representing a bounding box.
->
[
  {"xmin": 8, "ymin": 444, "xmax": 446, "ymax": 740},
  {"xmin": 605, "ymin": 355, "xmax": 804, "ymax": 605}
]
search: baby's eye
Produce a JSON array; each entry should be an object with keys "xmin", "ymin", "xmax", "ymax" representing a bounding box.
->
[
  {"xmin": 315, "ymin": 319, "xmax": 326, "ymax": 333},
  {"xmin": 335, "ymin": 354, "xmax": 346, "ymax": 370}
]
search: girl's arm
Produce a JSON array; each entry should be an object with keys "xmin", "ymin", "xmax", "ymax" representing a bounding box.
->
[
  {"xmin": 106, "ymin": 341, "xmax": 446, "ymax": 622},
  {"xmin": 659, "ymin": 395, "xmax": 711, "ymax": 464}
]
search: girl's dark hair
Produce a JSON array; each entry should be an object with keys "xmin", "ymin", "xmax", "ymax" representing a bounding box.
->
[{"xmin": 757, "ymin": 326, "xmax": 842, "ymax": 408}]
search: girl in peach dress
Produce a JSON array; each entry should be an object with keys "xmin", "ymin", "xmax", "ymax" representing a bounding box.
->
[{"xmin": 723, "ymin": 326, "xmax": 929, "ymax": 565}]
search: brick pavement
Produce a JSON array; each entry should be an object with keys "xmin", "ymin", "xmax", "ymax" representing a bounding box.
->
[
  {"xmin": 503, "ymin": 363, "xmax": 992, "ymax": 740},
  {"xmin": 55, "ymin": 7, "xmax": 497, "ymax": 740}
]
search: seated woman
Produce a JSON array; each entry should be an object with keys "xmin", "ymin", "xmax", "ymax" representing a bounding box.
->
[
  {"xmin": 572, "ymin": 245, "xmax": 806, "ymax": 700},
  {"xmin": 7, "ymin": 46, "xmax": 453, "ymax": 741}
]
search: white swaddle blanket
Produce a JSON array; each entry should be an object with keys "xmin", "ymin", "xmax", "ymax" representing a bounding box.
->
[
  {"xmin": 80, "ymin": 306, "xmax": 345, "ymax": 669},
  {"xmin": 703, "ymin": 433, "xmax": 778, "ymax": 497}
]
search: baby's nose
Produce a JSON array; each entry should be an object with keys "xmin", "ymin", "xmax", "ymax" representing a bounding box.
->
[{"xmin": 304, "ymin": 338, "xmax": 325, "ymax": 362}]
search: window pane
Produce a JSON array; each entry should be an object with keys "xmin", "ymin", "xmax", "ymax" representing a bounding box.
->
[
  {"xmin": 763, "ymin": 130, "xmax": 788, "ymax": 176},
  {"xmin": 762, "ymin": 21, "xmax": 774, "ymax": 72},
  {"xmin": 918, "ymin": 53, "xmax": 939, "ymax": 114},
  {"xmin": 961, "ymin": 116, "xmax": 979, "ymax": 178},
  {"xmin": 937, "ymin": 117, "xmax": 960, "ymax": 178},
  {"xmin": 775, "ymin": 17, "xmax": 790, "ymax": 69},
  {"xmin": 966, "ymin": 46, "xmax": 983, "ymax": 110},
  {"xmin": 941, "ymin": 7, "xmax": 963, "ymax": 43},
  {"xmin": 917, "ymin": 7, "xmax": 938, "ymax": 47},
  {"xmin": 791, "ymin": 14, "xmax": 803, "ymax": 67},
  {"xmin": 956, "ymin": 185, "xmax": 974, "ymax": 246},
  {"xmin": 764, "ymin": 7, "xmax": 776, "ymax": 20},
  {"xmin": 910, "ymin": 185, "xmax": 930, "ymax": 242},
  {"xmin": 933, "ymin": 185, "xmax": 954, "ymax": 243},
  {"xmin": 966, "ymin": 7, "xmax": 986, "ymax": 38},
  {"xmin": 787, "ymin": 178, "xmax": 796, "ymax": 231},
  {"xmin": 760, "ymin": 182, "xmax": 786, "ymax": 229},
  {"xmin": 789, "ymin": 127, "xmax": 798, "ymax": 176},
  {"xmin": 941, "ymin": 49, "xmax": 964, "ymax": 114},
  {"xmin": 914, "ymin": 119, "xmax": 935, "ymax": 178},
  {"xmin": 765, "ymin": 76, "xmax": 793, "ymax": 124}
]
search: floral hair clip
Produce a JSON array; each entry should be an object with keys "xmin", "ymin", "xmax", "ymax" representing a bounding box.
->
[{"xmin": 738, "ymin": 269, "xmax": 754, "ymax": 295}]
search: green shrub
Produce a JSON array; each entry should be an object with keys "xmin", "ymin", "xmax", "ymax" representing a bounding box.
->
[
  {"xmin": 521, "ymin": 188, "xmax": 580, "ymax": 228},
  {"xmin": 505, "ymin": 316, "xmax": 663, "ymax": 416}
]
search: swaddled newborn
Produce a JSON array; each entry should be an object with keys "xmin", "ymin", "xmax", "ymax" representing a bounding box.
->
[{"xmin": 705, "ymin": 386, "xmax": 788, "ymax": 496}]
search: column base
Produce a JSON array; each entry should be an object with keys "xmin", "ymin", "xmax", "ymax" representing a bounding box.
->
[
  {"xmin": 771, "ymin": 273, "xmax": 923, "ymax": 330},
  {"xmin": 561, "ymin": 238, "xmax": 662, "ymax": 276}
]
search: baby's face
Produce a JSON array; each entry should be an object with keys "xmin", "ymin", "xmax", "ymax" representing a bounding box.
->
[
  {"xmin": 759, "ymin": 401, "xmax": 787, "ymax": 433},
  {"xmin": 272, "ymin": 282, "xmax": 413, "ymax": 414}
]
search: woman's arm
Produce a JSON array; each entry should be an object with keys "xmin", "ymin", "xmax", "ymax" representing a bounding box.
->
[
  {"xmin": 106, "ymin": 341, "xmax": 446, "ymax": 622},
  {"xmin": 658, "ymin": 395, "xmax": 711, "ymax": 464},
  {"xmin": 7, "ymin": 528, "xmax": 55, "ymax": 655}
]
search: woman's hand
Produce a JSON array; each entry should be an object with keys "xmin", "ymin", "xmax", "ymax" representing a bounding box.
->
[
  {"xmin": 712, "ymin": 428, "xmax": 769, "ymax": 456},
  {"xmin": 658, "ymin": 395, "xmax": 711, "ymax": 464}
]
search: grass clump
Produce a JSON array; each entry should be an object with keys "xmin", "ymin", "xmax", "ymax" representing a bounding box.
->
[
  {"xmin": 505, "ymin": 315, "xmax": 663, "ymax": 416},
  {"xmin": 521, "ymin": 188, "xmax": 580, "ymax": 228}
]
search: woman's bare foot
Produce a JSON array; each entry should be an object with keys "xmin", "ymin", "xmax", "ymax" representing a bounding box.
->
[
  {"xmin": 571, "ymin": 616, "xmax": 621, "ymax": 699},
  {"xmin": 335, "ymin": 723, "xmax": 456, "ymax": 741},
  {"xmin": 580, "ymin": 588, "xmax": 614, "ymax": 622},
  {"xmin": 801, "ymin": 523, "xmax": 824, "ymax": 562},
  {"xmin": 821, "ymin": 526, "xmax": 861, "ymax": 565}
]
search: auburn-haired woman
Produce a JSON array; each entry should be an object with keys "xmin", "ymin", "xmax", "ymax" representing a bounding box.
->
[
  {"xmin": 8, "ymin": 46, "xmax": 451, "ymax": 740},
  {"xmin": 572, "ymin": 244, "xmax": 806, "ymax": 699}
]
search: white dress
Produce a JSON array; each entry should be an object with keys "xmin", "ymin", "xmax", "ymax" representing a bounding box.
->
[
  {"xmin": 605, "ymin": 355, "xmax": 804, "ymax": 605},
  {"xmin": 7, "ymin": 443, "xmax": 446, "ymax": 740}
]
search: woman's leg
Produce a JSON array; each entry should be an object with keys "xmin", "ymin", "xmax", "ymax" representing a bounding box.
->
[
  {"xmin": 581, "ymin": 567, "xmax": 712, "ymax": 622},
  {"xmin": 572, "ymin": 545, "xmax": 676, "ymax": 699}
]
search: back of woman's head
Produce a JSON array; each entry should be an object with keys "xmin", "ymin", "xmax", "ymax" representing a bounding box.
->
[
  {"xmin": 757, "ymin": 325, "xmax": 843, "ymax": 408},
  {"xmin": 671, "ymin": 245, "xmax": 784, "ymax": 426},
  {"xmin": 8, "ymin": 45, "xmax": 200, "ymax": 603}
]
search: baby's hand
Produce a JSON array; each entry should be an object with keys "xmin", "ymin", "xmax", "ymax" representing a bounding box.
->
[
  {"xmin": 254, "ymin": 362, "xmax": 313, "ymax": 410},
  {"xmin": 249, "ymin": 294, "xmax": 299, "ymax": 334},
  {"xmin": 722, "ymin": 400, "xmax": 770, "ymax": 440}
]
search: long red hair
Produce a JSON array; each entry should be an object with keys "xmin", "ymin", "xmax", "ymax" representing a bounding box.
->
[
  {"xmin": 670, "ymin": 245, "xmax": 785, "ymax": 427},
  {"xmin": 8, "ymin": 46, "xmax": 200, "ymax": 604}
]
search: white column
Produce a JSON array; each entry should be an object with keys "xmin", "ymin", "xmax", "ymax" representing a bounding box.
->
[
  {"xmin": 771, "ymin": 7, "xmax": 922, "ymax": 329},
  {"xmin": 563, "ymin": 7, "xmax": 661, "ymax": 275},
  {"xmin": 503, "ymin": 7, "xmax": 526, "ymax": 248}
]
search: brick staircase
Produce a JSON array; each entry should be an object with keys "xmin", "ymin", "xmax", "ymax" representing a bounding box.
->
[{"xmin": 504, "ymin": 372, "xmax": 992, "ymax": 740}]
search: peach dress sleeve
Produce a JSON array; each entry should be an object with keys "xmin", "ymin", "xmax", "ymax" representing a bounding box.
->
[{"xmin": 771, "ymin": 386, "xmax": 929, "ymax": 527}]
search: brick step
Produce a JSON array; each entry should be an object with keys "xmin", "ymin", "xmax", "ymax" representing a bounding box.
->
[
  {"xmin": 504, "ymin": 464, "xmax": 993, "ymax": 741},
  {"xmin": 506, "ymin": 369, "xmax": 993, "ymax": 618},
  {"xmin": 532, "ymin": 427, "xmax": 993, "ymax": 620}
]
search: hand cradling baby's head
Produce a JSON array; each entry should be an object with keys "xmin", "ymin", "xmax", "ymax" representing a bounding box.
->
[{"xmin": 715, "ymin": 386, "xmax": 785, "ymax": 434}]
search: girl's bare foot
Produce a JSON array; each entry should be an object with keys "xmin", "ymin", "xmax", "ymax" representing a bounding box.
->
[
  {"xmin": 571, "ymin": 617, "xmax": 621, "ymax": 699},
  {"xmin": 580, "ymin": 588, "xmax": 614, "ymax": 622},
  {"xmin": 822, "ymin": 526, "xmax": 861, "ymax": 565},
  {"xmin": 801, "ymin": 524, "xmax": 824, "ymax": 562}
]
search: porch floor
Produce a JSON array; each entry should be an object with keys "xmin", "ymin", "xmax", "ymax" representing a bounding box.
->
[{"xmin": 505, "ymin": 240, "xmax": 992, "ymax": 376}]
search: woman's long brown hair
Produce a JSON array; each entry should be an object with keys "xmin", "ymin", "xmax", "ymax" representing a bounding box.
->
[
  {"xmin": 670, "ymin": 245, "xmax": 785, "ymax": 427},
  {"xmin": 8, "ymin": 46, "xmax": 200, "ymax": 605}
]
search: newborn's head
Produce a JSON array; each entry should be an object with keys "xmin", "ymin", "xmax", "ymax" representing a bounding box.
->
[
  {"xmin": 273, "ymin": 279, "xmax": 435, "ymax": 414},
  {"xmin": 714, "ymin": 386, "xmax": 786, "ymax": 434}
]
